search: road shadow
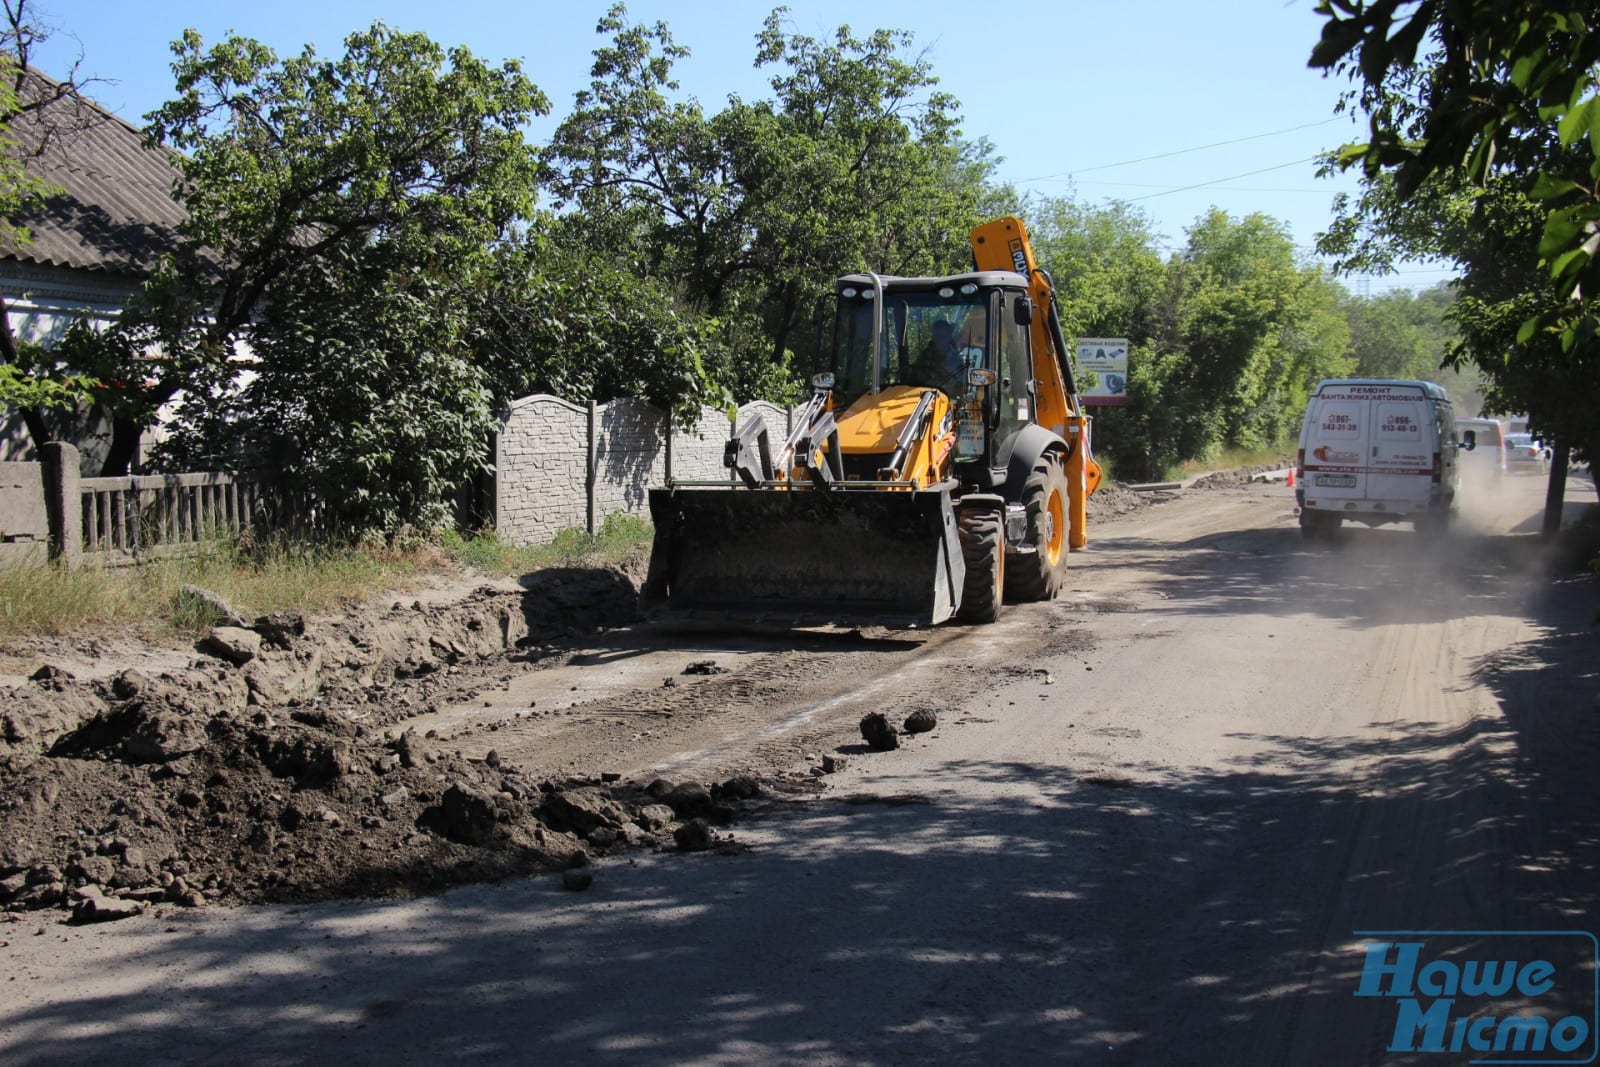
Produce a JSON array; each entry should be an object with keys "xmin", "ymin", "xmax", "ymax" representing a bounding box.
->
[
  {"xmin": 8, "ymin": 489, "xmax": 1597, "ymax": 1066},
  {"xmin": 9, "ymin": 688, "xmax": 1598, "ymax": 1065},
  {"xmin": 1092, "ymin": 508, "xmax": 1594, "ymax": 629}
]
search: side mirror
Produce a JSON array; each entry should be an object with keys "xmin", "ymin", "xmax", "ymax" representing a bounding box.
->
[
  {"xmin": 1014, "ymin": 297, "xmax": 1033, "ymax": 326},
  {"xmin": 1461, "ymin": 430, "xmax": 1476, "ymax": 451}
]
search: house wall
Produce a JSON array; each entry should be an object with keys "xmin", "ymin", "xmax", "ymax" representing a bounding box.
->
[{"xmin": 1, "ymin": 261, "xmax": 142, "ymax": 470}]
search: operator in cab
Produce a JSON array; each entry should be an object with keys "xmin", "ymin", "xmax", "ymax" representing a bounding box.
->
[{"xmin": 912, "ymin": 319, "xmax": 966, "ymax": 390}]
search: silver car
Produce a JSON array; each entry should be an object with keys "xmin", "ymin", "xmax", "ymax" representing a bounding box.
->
[{"xmin": 1504, "ymin": 432, "xmax": 1551, "ymax": 474}]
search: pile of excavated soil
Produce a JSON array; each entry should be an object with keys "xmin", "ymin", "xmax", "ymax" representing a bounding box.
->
[
  {"xmin": 1085, "ymin": 481, "xmax": 1156, "ymax": 519},
  {"xmin": 1188, "ymin": 461, "xmax": 1291, "ymax": 490},
  {"xmin": 0, "ymin": 560, "xmax": 780, "ymax": 920},
  {"xmin": 0, "ymin": 482, "xmax": 1167, "ymax": 923}
]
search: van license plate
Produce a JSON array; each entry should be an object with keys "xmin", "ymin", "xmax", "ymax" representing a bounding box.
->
[{"xmin": 1316, "ymin": 474, "xmax": 1357, "ymax": 487}]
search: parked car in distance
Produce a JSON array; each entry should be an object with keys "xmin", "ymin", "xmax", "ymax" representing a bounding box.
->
[{"xmin": 1504, "ymin": 432, "xmax": 1552, "ymax": 474}]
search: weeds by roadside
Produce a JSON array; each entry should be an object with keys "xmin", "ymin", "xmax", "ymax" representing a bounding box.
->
[
  {"xmin": 438, "ymin": 512, "xmax": 652, "ymax": 576},
  {"xmin": 1173, "ymin": 444, "xmax": 1293, "ymax": 481},
  {"xmin": 0, "ymin": 513, "xmax": 655, "ymax": 641}
]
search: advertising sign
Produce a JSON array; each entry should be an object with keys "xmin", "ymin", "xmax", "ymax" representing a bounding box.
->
[{"xmin": 1076, "ymin": 338, "xmax": 1128, "ymax": 406}]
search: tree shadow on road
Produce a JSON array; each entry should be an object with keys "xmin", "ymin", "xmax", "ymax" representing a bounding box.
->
[
  {"xmin": 10, "ymin": 494, "xmax": 1599, "ymax": 1066},
  {"xmin": 1092, "ymin": 514, "xmax": 1592, "ymax": 630},
  {"xmin": 10, "ymin": 692, "xmax": 1598, "ymax": 1066}
]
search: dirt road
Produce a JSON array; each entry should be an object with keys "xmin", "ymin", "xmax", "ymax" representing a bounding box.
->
[{"xmin": 3, "ymin": 472, "xmax": 1597, "ymax": 1065}]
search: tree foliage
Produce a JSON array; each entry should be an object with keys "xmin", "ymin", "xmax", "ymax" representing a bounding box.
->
[
  {"xmin": 474, "ymin": 221, "xmax": 743, "ymax": 424},
  {"xmin": 545, "ymin": 4, "xmax": 990, "ymax": 385},
  {"xmin": 1341, "ymin": 285, "xmax": 1454, "ymax": 381},
  {"xmin": 1311, "ymin": 0, "xmax": 1600, "ymax": 472},
  {"xmin": 107, "ymin": 23, "xmax": 548, "ymax": 529},
  {"xmin": 0, "ymin": 0, "xmax": 98, "ymax": 417},
  {"xmin": 1048, "ymin": 206, "xmax": 1351, "ymax": 479}
]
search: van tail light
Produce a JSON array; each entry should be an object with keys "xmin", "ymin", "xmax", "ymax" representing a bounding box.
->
[
  {"xmin": 1432, "ymin": 452, "xmax": 1442, "ymax": 483},
  {"xmin": 1296, "ymin": 448, "xmax": 1305, "ymax": 478}
]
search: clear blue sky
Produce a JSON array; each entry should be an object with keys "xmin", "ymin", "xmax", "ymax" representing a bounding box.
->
[{"xmin": 33, "ymin": 0, "xmax": 1450, "ymax": 294}]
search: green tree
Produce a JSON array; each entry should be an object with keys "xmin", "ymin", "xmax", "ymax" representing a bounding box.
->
[
  {"xmin": 1166, "ymin": 210, "xmax": 1350, "ymax": 457},
  {"xmin": 734, "ymin": 9, "xmax": 978, "ymax": 369},
  {"xmin": 473, "ymin": 221, "xmax": 738, "ymax": 423},
  {"xmin": 544, "ymin": 7, "xmax": 749, "ymax": 310},
  {"xmin": 1019, "ymin": 193, "xmax": 1171, "ymax": 479},
  {"xmin": 1311, "ymin": 0, "xmax": 1600, "ymax": 476},
  {"xmin": 1312, "ymin": 4, "xmax": 1600, "ymax": 333},
  {"xmin": 102, "ymin": 23, "xmax": 548, "ymax": 530},
  {"xmin": 547, "ymin": 5, "xmax": 993, "ymax": 392},
  {"xmin": 1027, "ymin": 195, "xmax": 1166, "ymax": 341},
  {"xmin": 1342, "ymin": 289, "xmax": 1441, "ymax": 379},
  {"xmin": 0, "ymin": 0, "xmax": 97, "ymax": 420},
  {"xmin": 1318, "ymin": 153, "xmax": 1598, "ymax": 477},
  {"xmin": 234, "ymin": 251, "xmax": 500, "ymax": 532}
]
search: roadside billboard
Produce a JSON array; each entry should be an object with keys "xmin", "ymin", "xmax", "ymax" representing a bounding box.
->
[{"xmin": 1076, "ymin": 338, "xmax": 1129, "ymax": 406}]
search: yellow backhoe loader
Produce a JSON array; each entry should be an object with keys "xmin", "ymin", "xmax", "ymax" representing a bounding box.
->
[{"xmin": 643, "ymin": 216, "xmax": 1103, "ymax": 626}]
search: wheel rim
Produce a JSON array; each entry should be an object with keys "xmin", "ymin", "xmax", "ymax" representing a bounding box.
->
[{"xmin": 1043, "ymin": 487, "xmax": 1065, "ymax": 565}]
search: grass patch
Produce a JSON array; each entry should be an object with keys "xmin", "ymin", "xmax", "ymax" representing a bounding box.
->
[
  {"xmin": 0, "ymin": 514, "xmax": 657, "ymax": 642},
  {"xmin": 1173, "ymin": 444, "xmax": 1293, "ymax": 480},
  {"xmin": 0, "ymin": 537, "xmax": 435, "ymax": 640},
  {"xmin": 439, "ymin": 512, "xmax": 653, "ymax": 577}
]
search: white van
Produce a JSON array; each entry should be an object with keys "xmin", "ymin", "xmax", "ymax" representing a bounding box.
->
[
  {"xmin": 1295, "ymin": 378, "xmax": 1463, "ymax": 539},
  {"xmin": 1455, "ymin": 417, "xmax": 1507, "ymax": 480}
]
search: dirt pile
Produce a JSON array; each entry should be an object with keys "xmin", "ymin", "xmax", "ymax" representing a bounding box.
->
[
  {"xmin": 1188, "ymin": 461, "xmax": 1291, "ymax": 490},
  {"xmin": 1086, "ymin": 481, "xmax": 1155, "ymax": 519},
  {"xmin": 0, "ymin": 562, "xmax": 771, "ymax": 917}
]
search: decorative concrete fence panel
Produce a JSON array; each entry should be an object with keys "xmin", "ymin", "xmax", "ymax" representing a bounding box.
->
[
  {"xmin": 0, "ymin": 461, "xmax": 47, "ymax": 565},
  {"xmin": 493, "ymin": 394, "xmax": 810, "ymax": 546},
  {"xmin": 494, "ymin": 395, "xmax": 590, "ymax": 545},
  {"xmin": 594, "ymin": 398, "xmax": 669, "ymax": 525},
  {"xmin": 0, "ymin": 461, "xmax": 46, "ymax": 541},
  {"xmin": 669, "ymin": 404, "xmax": 736, "ymax": 483}
]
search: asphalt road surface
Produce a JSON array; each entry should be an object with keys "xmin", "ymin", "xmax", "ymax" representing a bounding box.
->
[{"xmin": 3, "ymin": 471, "xmax": 1597, "ymax": 1066}]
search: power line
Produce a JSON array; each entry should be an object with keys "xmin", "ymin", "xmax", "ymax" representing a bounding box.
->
[
  {"xmin": 1123, "ymin": 158, "xmax": 1320, "ymax": 202},
  {"xmin": 1073, "ymin": 180, "xmax": 1347, "ymax": 194},
  {"xmin": 1009, "ymin": 118, "xmax": 1344, "ymax": 182}
]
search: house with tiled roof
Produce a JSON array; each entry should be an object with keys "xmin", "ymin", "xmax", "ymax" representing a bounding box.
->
[{"xmin": 0, "ymin": 69, "xmax": 186, "ymax": 463}]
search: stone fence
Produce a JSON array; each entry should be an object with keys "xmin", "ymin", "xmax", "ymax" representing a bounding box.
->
[
  {"xmin": 0, "ymin": 397, "xmax": 800, "ymax": 561},
  {"xmin": 492, "ymin": 395, "xmax": 797, "ymax": 545},
  {"xmin": 1, "ymin": 443, "xmax": 288, "ymax": 568}
]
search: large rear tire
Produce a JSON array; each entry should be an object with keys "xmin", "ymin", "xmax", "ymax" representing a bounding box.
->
[
  {"xmin": 1300, "ymin": 510, "xmax": 1341, "ymax": 542},
  {"xmin": 1005, "ymin": 450, "xmax": 1070, "ymax": 603},
  {"xmin": 957, "ymin": 506, "xmax": 1004, "ymax": 624},
  {"xmin": 1414, "ymin": 507, "xmax": 1451, "ymax": 538}
]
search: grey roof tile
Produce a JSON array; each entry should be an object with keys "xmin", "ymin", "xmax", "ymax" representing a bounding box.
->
[{"xmin": 1, "ymin": 68, "xmax": 187, "ymax": 277}]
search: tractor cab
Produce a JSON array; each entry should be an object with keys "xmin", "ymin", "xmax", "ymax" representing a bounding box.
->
[{"xmin": 826, "ymin": 272, "xmax": 1036, "ymax": 472}]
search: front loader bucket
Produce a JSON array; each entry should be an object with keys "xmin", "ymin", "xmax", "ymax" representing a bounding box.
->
[{"xmin": 643, "ymin": 487, "xmax": 965, "ymax": 628}]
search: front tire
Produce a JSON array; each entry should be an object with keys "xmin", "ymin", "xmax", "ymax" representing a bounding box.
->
[
  {"xmin": 1005, "ymin": 450, "xmax": 1070, "ymax": 602},
  {"xmin": 957, "ymin": 506, "xmax": 1003, "ymax": 624}
]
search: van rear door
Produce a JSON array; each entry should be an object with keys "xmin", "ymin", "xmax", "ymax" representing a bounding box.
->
[
  {"xmin": 1303, "ymin": 389, "xmax": 1369, "ymax": 505},
  {"xmin": 1368, "ymin": 393, "xmax": 1435, "ymax": 507}
]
